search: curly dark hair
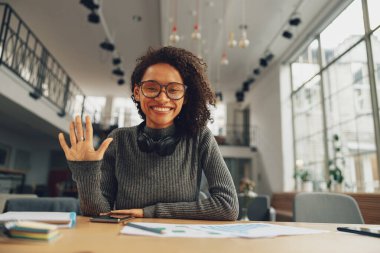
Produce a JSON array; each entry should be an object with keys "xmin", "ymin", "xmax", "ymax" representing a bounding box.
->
[{"xmin": 131, "ymin": 46, "xmax": 215, "ymax": 137}]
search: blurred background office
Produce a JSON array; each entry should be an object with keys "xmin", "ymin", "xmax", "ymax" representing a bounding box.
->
[{"xmin": 0, "ymin": 0, "xmax": 379, "ymax": 221}]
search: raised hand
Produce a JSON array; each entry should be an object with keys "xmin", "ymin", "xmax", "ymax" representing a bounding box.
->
[{"xmin": 58, "ymin": 115, "xmax": 113, "ymax": 161}]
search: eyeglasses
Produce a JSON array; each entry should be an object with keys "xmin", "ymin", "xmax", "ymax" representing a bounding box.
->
[{"xmin": 138, "ymin": 80, "xmax": 187, "ymax": 100}]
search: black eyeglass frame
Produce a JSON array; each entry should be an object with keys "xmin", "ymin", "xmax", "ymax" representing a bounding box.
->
[{"xmin": 138, "ymin": 80, "xmax": 188, "ymax": 100}]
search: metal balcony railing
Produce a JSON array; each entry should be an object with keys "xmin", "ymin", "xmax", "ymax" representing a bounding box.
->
[
  {"xmin": 0, "ymin": 3, "xmax": 86, "ymax": 118},
  {"xmin": 215, "ymin": 124, "xmax": 259, "ymax": 148}
]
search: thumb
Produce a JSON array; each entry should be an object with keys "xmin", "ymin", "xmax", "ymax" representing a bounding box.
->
[{"xmin": 97, "ymin": 138, "xmax": 113, "ymax": 157}]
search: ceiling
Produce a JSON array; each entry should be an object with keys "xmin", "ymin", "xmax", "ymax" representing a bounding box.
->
[
  {"xmin": 0, "ymin": 94, "xmax": 62, "ymax": 142},
  {"xmin": 4, "ymin": 0, "xmax": 340, "ymax": 100}
]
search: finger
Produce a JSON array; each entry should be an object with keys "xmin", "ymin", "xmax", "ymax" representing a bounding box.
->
[
  {"xmin": 69, "ymin": 121, "xmax": 77, "ymax": 148},
  {"xmin": 85, "ymin": 115, "xmax": 93, "ymax": 144},
  {"xmin": 97, "ymin": 138, "xmax": 113, "ymax": 157},
  {"xmin": 109, "ymin": 214, "xmax": 133, "ymax": 218},
  {"xmin": 58, "ymin": 133, "xmax": 70, "ymax": 154},
  {"xmin": 110, "ymin": 209, "xmax": 132, "ymax": 214},
  {"xmin": 99, "ymin": 212, "xmax": 110, "ymax": 216},
  {"xmin": 75, "ymin": 115, "xmax": 84, "ymax": 141}
]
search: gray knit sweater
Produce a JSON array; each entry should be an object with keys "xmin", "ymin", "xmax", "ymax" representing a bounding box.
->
[{"xmin": 68, "ymin": 124, "xmax": 238, "ymax": 220}]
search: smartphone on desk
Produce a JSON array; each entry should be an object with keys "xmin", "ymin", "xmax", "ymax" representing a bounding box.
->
[
  {"xmin": 337, "ymin": 226, "xmax": 380, "ymax": 238},
  {"xmin": 90, "ymin": 215, "xmax": 134, "ymax": 223}
]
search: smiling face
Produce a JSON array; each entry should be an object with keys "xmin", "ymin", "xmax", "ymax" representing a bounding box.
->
[{"xmin": 133, "ymin": 63, "xmax": 185, "ymax": 129}]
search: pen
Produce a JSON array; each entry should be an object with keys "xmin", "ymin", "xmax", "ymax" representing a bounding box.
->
[{"xmin": 125, "ymin": 222, "xmax": 165, "ymax": 234}]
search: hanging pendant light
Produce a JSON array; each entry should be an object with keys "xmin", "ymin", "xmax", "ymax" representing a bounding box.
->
[
  {"xmin": 169, "ymin": 0, "xmax": 180, "ymax": 45},
  {"xmin": 169, "ymin": 25, "xmax": 180, "ymax": 44},
  {"xmin": 238, "ymin": 0, "xmax": 249, "ymax": 48},
  {"xmin": 191, "ymin": 0, "xmax": 201, "ymax": 41},
  {"xmin": 220, "ymin": 52, "xmax": 229, "ymax": 65},
  {"xmin": 220, "ymin": 0, "xmax": 229, "ymax": 65},
  {"xmin": 191, "ymin": 24, "xmax": 201, "ymax": 40},
  {"xmin": 238, "ymin": 26, "xmax": 249, "ymax": 48},
  {"xmin": 228, "ymin": 32, "xmax": 237, "ymax": 48}
]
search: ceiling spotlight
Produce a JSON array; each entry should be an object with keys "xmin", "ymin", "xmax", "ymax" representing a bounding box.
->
[
  {"xmin": 88, "ymin": 11, "xmax": 100, "ymax": 24},
  {"xmin": 265, "ymin": 52, "xmax": 274, "ymax": 62},
  {"xmin": 112, "ymin": 68, "xmax": 124, "ymax": 76},
  {"xmin": 118, "ymin": 79, "xmax": 125, "ymax": 85},
  {"xmin": 132, "ymin": 15, "xmax": 142, "ymax": 22},
  {"xmin": 253, "ymin": 68, "xmax": 260, "ymax": 75},
  {"xmin": 260, "ymin": 58, "xmax": 268, "ymax": 68},
  {"xmin": 215, "ymin": 92, "xmax": 223, "ymax": 102},
  {"xmin": 289, "ymin": 15, "xmax": 301, "ymax": 26},
  {"xmin": 113, "ymin": 58, "xmax": 121, "ymax": 65},
  {"xmin": 80, "ymin": 0, "xmax": 99, "ymax": 11},
  {"xmin": 228, "ymin": 32, "xmax": 237, "ymax": 48},
  {"xmin": 247, "ymin": 77, "xmax": 255, "ymax": 84},
  {"xmin": 100, "ymin": 40, "xmax": 115, "ymax": 51},
  {"xmin": 236, "ymin": 91, "xmax": 244, "ymax": 102},
  {"xmin": 29, "ymin": 91, "xmax": 41, "ymax": 100},
  {"xmin": 282, "ymin": 30, "xmax": 293, "ymax": 39},
  {"xmin": 57, "ymin": 111, "xmax": 66, "ymax": 117},
  {"xmin": 243, "ymin": 81, "xmax": 251, "ymax": 92}
]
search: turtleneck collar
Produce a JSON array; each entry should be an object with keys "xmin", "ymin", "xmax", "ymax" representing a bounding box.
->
[{"xmin": 143, "ymin": 123, "xmax": 176, "ymax": 141}]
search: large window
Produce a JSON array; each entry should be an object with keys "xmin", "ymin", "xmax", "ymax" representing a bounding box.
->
[
  {"xmin": 372, "ymin": 29, "xmax": 380, "ymax": 114},
  {"xmin": 367, "ymin": 0, "xmax": 380, "ymax": 30},
  {"xmin": 291, "ymin": 0, "xmax": 380, "ymax": 192}
]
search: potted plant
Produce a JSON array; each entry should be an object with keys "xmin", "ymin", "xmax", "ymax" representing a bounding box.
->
[
  {"xmin": 238, "ymin": 177, "xmax": 257, "ymax": 221},
  {"xmin": 328, "ymin": 134, "xmax": 345, "ymax": 191},
  {"xmin": 294, "ymin": 169, "xmax": 313, "ymax": 192}
]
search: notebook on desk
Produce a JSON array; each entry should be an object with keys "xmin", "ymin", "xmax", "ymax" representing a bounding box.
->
[{"xmin": 0, "ymin": 212, "xmax": 76, "ymax": 228}]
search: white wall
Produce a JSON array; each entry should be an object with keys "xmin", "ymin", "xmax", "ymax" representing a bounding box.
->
[
  {"xmin": 279, "ymin": 65, "xmax": 295, "ymax": 192},
  {"xmin": 247, "ymin": 62, "xmax": 284, "ymax": 194},
  {"xmin": 0, "ymin": 66, "xmax": 67, "ymax": 189},
  {"xmin": 0, "ymin": 125, "xmax": 58, "ymax": 187}
]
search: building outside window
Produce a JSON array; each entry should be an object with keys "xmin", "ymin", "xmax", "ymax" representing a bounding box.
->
[{"xmin": 290, "ymin": 0, "xmax": 380, "ymax": 192}]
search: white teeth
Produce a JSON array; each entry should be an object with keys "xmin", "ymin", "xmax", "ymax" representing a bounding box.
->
[{"xmin": 152, "ymin": 107, "xmax": 171, "ymax": 112}]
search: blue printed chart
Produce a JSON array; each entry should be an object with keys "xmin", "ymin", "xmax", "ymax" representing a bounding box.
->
[{"xmin": 120, "ymin": 222, "xmax": 327, "ymax": 238}]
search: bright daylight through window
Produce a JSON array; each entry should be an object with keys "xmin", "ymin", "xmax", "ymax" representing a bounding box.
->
[{"xmin": 291, "ymin": 0, "xmax": 380, "ymax": 193}]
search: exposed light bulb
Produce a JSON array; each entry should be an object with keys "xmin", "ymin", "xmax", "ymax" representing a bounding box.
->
[
  {"xmin": 227, "ymin": 32, "xmax": 237, "ymax": 48},
  {"xmin": 191, "ymin": 24, "xmax": 201, "ymax": 40},
  {"xmin": 239, "ymin": 30, "xmax": 250, "ymax": 48},
  {"xmin": 169, "ymin": 25, "xmax": 180, "ymax": 44},
  {"xmin": 220, "ymin": 52, "xmax": 229, "ymax": 65}
]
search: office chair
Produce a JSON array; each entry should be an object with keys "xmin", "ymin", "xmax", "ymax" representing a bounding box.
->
[
  {"xmin": 0, "ymin": 194, "xmax": 38, "ymax": 213},
  {"xmin": 238, "ymin": 195, "xmax": 276, "ymax": 221},
  {"xmin": 4, "ymin": 197, "xmax": 81, "ymax": 214},
  {"xmin": 293, "ymin": 192, "xmax": 364, "ymax": 224}
]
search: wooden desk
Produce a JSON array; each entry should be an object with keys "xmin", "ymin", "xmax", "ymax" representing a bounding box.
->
[{"xmin": 0, "ymin": 217, "xmax": 379, "ymax": 253}]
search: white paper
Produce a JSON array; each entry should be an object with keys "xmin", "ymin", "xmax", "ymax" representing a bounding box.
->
[
  {"xmin": 120, "ymin": 222, "xmax": 328, "ymax": 238},
  {"xmin": 121, "ymin": 223, "xmax": 234, "ymax": 238}
]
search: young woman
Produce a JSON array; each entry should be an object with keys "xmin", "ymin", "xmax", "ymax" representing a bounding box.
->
[{"xmin": 59, "ymin": 46, "xmax": 238, "ymax": 220}]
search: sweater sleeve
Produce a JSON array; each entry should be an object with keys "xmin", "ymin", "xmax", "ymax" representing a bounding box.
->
[
  {"xmin": 68, "ymin": 132, "xmax": 117, "ymax": 216},
  {"xmin": 143, "ymin": 128, "xmax": 239, "ymax": 220}
]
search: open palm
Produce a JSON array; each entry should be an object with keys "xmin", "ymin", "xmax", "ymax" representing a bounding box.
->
[{"xmin": 58, "ymin": 115, "xmax": 113, "ymax": 161}]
